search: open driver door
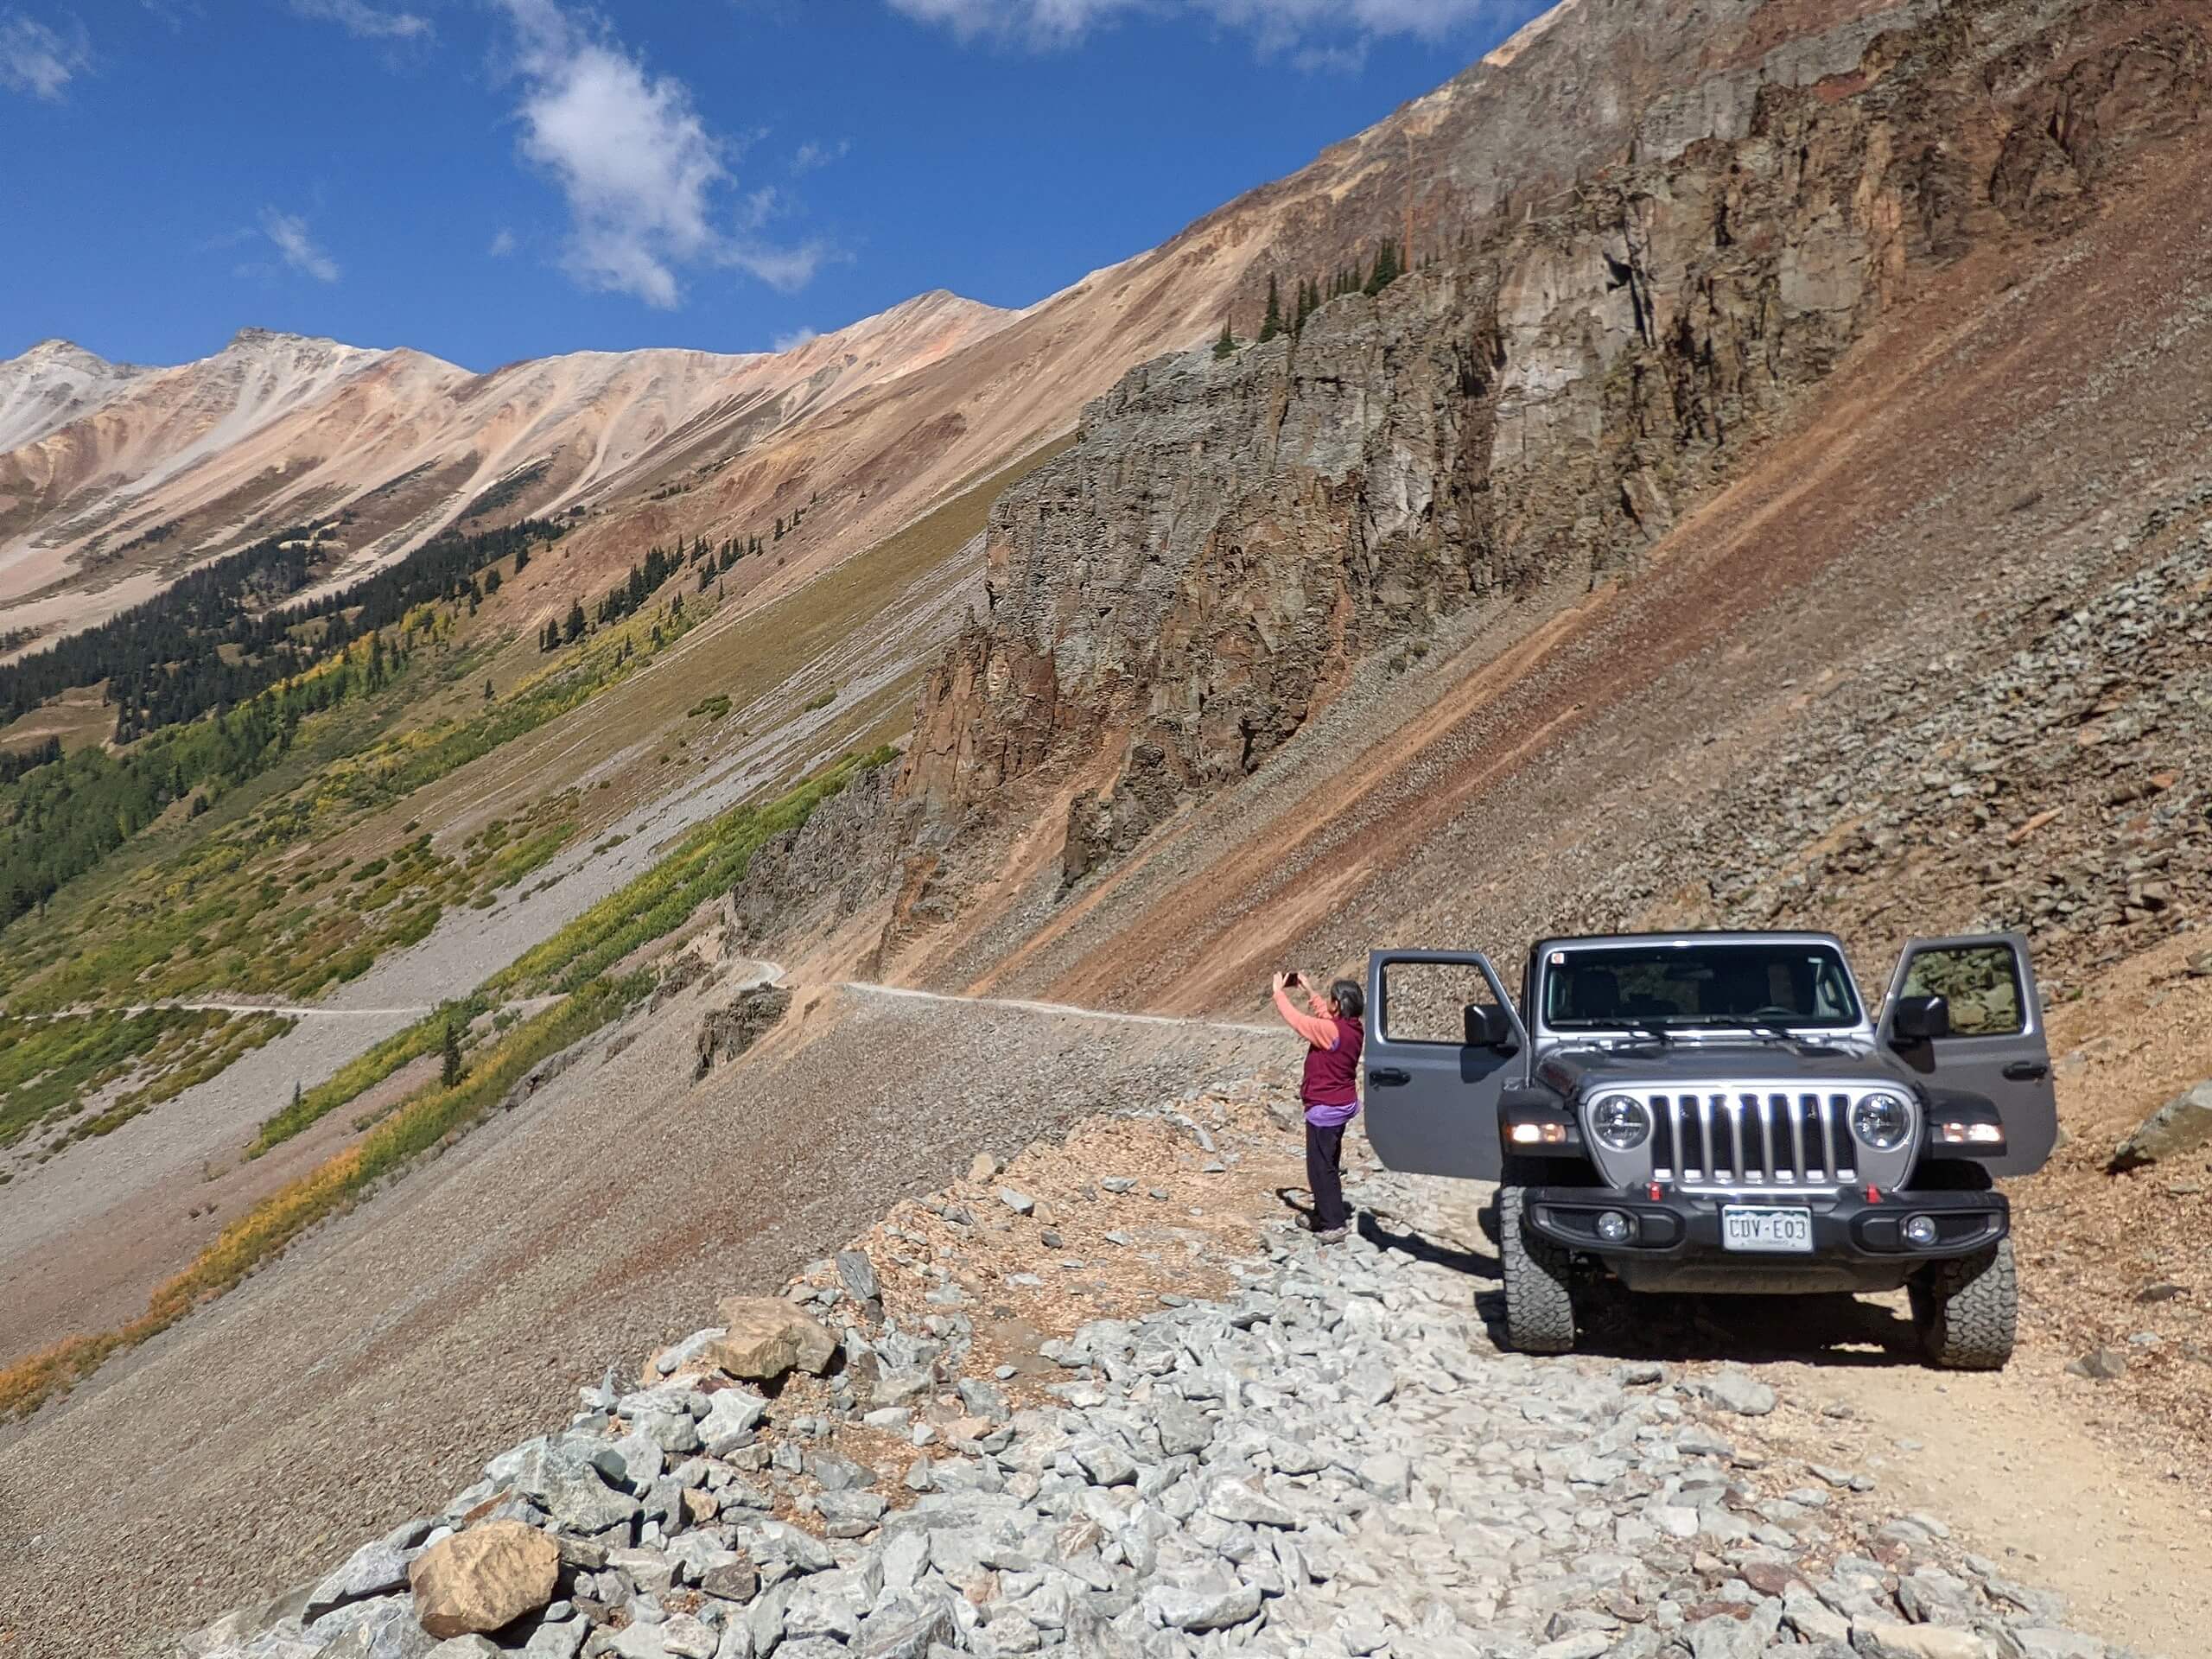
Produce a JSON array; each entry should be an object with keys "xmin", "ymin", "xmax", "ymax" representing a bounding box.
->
[{"xmin": 1362, "ymin": 950, "xmax": 1529, "ymax": 1183}]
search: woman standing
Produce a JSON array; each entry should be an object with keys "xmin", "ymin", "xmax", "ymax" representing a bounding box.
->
[{"xmin": 1271, "ymin": 971, "xmax": 1366, "ymax": 1243}]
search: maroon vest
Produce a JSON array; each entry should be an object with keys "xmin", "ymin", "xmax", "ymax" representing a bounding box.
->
[{"xmin": 1300, "ymin": 1015, "xmax": 1364, "ymax": 1106}]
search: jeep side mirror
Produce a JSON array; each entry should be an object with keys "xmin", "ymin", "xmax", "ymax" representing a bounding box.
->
[
  {"xmin": 1464, "ymin": 1003, "xmax": 1517, "ymax": 1052},
  {"xmin": 1891, "ymin": 995, "xmax": 1952, "ymax": 1042}
]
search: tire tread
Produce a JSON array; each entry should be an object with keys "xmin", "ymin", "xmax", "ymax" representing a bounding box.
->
[
  {"xmin": 1916, "ymin": 1236, "xmax": 2018, "ymax": 1370},
  {"xmin": 1499, "ymin": 1185, "xmax": 1577, "ymax": 1355}
]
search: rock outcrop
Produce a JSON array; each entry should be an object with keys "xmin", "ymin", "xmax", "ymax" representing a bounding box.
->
[
  {"xmin": 902, "ymin": 272, "xmax": 1503, "ymax": 893},
  {"xmin": 725, "ymin": 762, "xmax": 906, "ymax": 952},
  {"xmin": 692, "ymin": 986, "xmax": 792, "ymax": 1079},
  {"xmin": 889, "ymin": 0, "xmax": 2212, "ymax": 929}
]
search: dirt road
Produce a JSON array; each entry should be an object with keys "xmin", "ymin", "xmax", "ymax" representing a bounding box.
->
[
  {"xmin": 0, "ymin": 979, "xmax": 1276, "ymax": 1658},
  {"xmin": 2, "ymin": 968, "xmax": 2201, "ymax": 1657}
]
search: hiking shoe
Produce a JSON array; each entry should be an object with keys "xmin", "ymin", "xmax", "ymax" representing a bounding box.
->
[{"xmin": 1314, "ymin": 1226, "xmax": 1348, "ymax": 1244}]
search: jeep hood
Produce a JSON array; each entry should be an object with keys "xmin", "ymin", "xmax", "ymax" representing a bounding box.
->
[{"xmin": 1535, "ymin": 1043, "xmax": 1903, "ymax": 1097}]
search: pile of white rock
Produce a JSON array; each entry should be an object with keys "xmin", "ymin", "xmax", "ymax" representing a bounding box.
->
[{"xmin": 179, "ymin": 1166, "xmax": 2139, "ymax": 1659}]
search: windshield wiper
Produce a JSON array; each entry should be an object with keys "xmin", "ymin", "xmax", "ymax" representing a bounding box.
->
[{"xmin": 1692, "ymin": 1016, "xmax": 1803, "ymax": 1042}]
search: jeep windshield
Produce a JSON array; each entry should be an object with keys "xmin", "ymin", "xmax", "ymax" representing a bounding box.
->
[{"xmin": 1541, "ymin": 940, "xmax": 1863, "ymax": 1032}]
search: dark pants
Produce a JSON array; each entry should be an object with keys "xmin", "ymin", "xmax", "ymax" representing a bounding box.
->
[{"xmin": 1306, "ymin": 1118, "xmax": 1349, "ymax": 1232}]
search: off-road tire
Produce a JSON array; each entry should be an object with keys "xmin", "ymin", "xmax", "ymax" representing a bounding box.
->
[
  {"xmin": 1499, "ymin": 1185, "xmax": 1577, "ymax": 1355},
  {"xmin": 1910, "ymin": 1236, "xmax": 2018, "ymax": 1370}
]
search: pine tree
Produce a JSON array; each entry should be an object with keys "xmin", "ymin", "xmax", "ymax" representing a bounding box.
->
[
  {"xmin": 1213, "ymin": 317, "xmax": 1236, "ymax": 360},
  {"xmin": 563, "ymin": 599, "xmax": 586, "ymax": 643},
  {"xmin": 1365, "ymin": 240, "xmax": 1403, "ymax": 296},
  {"xmin": 1259, "ymin": 275, "xmax": 1284, "ymax": 344},
  {"xmin": 440, "ymin": 1016, "xmax": 463, "ymax": 1088},
  {"xmin": 513, "ymin": 544, "xmax": 530, "ymax": 574},
  {"xmin": 483, "ymin": 679, "xmax": 494, "ymax": 702}
]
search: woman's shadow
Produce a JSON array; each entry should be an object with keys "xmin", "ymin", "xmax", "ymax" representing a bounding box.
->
[{"xmin": 1275, "ymin": 1184, "xmax": 1500, "ymax": 1280}]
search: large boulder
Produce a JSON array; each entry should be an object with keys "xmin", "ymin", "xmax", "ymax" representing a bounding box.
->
[
  {"xmin": 2111, "ymin": 1081, "xmax": 2212, "ymax": 1170},
  {"xmin": 707, "ymin": 1298, "xmax": 837, "ymax": 1382},
  {"xmin": 408, "ymin": 1522, "xmax": 560, "ymax": 1639}
]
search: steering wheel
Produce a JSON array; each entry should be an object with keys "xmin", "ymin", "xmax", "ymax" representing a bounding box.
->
[{"xmin": 1749, "ymin": 1006, "xmax": 1798, "ymax": 1021}]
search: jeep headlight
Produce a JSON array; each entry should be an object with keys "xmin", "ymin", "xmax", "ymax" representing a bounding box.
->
[
  {"xmin": 1852, "ymin": 1092, "xmax": 1911, "ymax": 1152},
  {"xmin": 1591, "ymin": 1093, "xmax": 1651, "ymax": 1151}
]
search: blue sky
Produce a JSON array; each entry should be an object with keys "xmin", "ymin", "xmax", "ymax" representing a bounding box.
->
[{"xmin": 1, "ymin": 1, "xmax": 1551, "ymax": 372}]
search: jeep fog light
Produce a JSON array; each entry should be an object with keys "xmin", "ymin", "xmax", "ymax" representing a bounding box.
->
[
  {"xmin": 1591, "ymin": 1094, "xmax": 1651, "ymax": 1151},
  {"xmin": 1904, "ymin": 1216, "xmax": 1939, "ymax": 1248},
  {"xmin": 1595, "ymin": 1211, "xmax": 1632, "ymax": 1243},
  {"xmin": 1852, "ymin": 1092, "xmax": 1911, "ymax": 1152}
]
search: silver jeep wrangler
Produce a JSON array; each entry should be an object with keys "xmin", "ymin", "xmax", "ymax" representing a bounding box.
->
[{"xmin": 1361, "ymin": 931, "xmax": 2056, "ymax": 1370}]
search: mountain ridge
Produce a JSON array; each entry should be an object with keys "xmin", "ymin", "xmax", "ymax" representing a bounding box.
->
[{"xmin": 0, "ymin": 0, "xmax": 1940, "ymax": 659}]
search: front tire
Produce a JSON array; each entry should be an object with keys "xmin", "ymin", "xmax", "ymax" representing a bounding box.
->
[
  {"xmin": 1910, "ymin": 1237, "xmax": 2017, "ymax": 1370},
  {"xmin": 1499, "ymin": 1185, "xmax": 1577, "ymax": 1354}
]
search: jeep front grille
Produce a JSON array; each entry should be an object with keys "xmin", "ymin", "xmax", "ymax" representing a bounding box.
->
[{"xmin": 1648, "ymin": 1091, "xmax": 1864, "ymax": 1189}]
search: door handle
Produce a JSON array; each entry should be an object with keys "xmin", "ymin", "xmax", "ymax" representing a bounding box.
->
[
  {"xmin": 1369, "ymin": 1068, "xmax": 1411, "ymax": 1087},
  {"xmin": 2002, "ymin": 1061, "xmax": 2050, "ymax": 1082}
]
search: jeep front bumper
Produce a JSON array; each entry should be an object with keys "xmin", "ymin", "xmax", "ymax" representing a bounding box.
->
[{"xmin": 1524, "ymin": 1185, "xmax": 2010, "ymax": 1264}]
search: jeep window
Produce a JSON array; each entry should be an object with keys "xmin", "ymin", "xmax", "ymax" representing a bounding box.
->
[
  {"xmin": 1381, "ymin": 961, "xmax": 1510, "ymax": 1046},
  {"xmin": 1899, "ymin": 944, "xmax": 2024, "ymax": 1036},
  {"xmin": 1541, "ymin": 942, "xmax": 1861, "ymax": 1030}
]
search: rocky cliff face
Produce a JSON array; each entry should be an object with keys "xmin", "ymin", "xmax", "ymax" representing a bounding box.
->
[
  {"xmin": 727, "ymin": 761, "xmax": 908, "ymax": 962},
  {"xmin": 888, "ymin": 0, "xmax": 2210, "ymax": 931},
  {"xmin": 902, "ymin": 271, "xmax": 1506, "ymax": 890},
  {"xmin": 1217, "ymin": 0, "xmax": 1948, "ymax": 324}
]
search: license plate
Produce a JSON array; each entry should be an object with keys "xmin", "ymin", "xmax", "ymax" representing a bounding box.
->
[{"xmin": 1721, "ymin": 1206, "xmax": 1815, "ymax": 1254}]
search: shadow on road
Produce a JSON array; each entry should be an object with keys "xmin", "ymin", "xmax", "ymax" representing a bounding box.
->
[
  {"xmin": 1571, "ymin": 1289, "xmax": 1923, "ymax": 1368},
  {"xmin": 1357, "ymin": 1210, "xmax": 1502, "ymax": 1281},
  {"xmin": 1359, "ymin": 1191, "xmax": 1924, "ymax": 1368}
]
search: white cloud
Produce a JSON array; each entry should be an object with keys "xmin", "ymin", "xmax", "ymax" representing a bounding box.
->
[
  {"xmin": 791, "ymin": 138, "xmax": 849, "ymax": 174},
  {"xmin": 289, "ymin": 0, "xmax": 431, "ymax": 40},
  {"xmin": 732, "ymin": 242, "xmax": 832, "ymax": 294},
  {"xmin": 885, "ymin": 0, "xmax": 1504, "ymax": 54},
  {"xmin": 0, "ymin": 10, "xmax": 91, "ymax": 100},
  {"xmin": 261, "ymin": 208, "xmax": 342, "ymax": 282},
  {"xmin": 738, "ymin": 185, "xmax": 779, "ymax": 231},
  {"xmin": 142, "ymin": 1, "xmax": 200, "ymax": 33},
  {"xmin": 772, "ymin": 326, "xmax": 820, "ymax": 352},
  {"xmin": 487, "ymin": 226, "xmax": 518, "ymax": 257},
  {"xmin": 496, "ymin": 0, "xmax": 830, "ymax": 309}
]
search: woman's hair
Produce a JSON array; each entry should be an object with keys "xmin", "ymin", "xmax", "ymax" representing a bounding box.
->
[{"xmin": 1330, "ymin": 979, "xmax": 1365, "ymax": 1020}]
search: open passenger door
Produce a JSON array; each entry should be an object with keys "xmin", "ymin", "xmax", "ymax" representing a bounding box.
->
[
  {"xmin": 1878, "ymin": 932, "xmax": 2056, "ymax": 1178},
  {"xmin": 1362, "ymin": 950, "xmax": 1529, "ymax": 1182}
]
